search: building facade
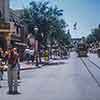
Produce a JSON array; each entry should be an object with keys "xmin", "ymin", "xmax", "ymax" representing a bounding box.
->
[
  {"xmin": 0, "ymin": 0, "xmax": 27, "ymax": 52},
  {"xmin": 0, "ymin": 0, "xmax": 9, "ymax": 22}
]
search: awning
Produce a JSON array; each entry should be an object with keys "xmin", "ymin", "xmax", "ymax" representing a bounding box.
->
[{"xmin": 14, "ymin": 42, "xmax": 27, "ymax": 46}]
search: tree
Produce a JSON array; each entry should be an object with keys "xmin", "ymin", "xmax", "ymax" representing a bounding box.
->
[
  {"xmin": 62, "ymin": 29, "xmax": 71, "ymax": 45},
  {"xmin": 86, "ymin": 34, "xmax": 96, "ymax": 43},
  {"xmin": 21, "ymin": 1, "xmax": 71, "ymax": 49},
  {"xmin": 86, "ymin": 24, "xmax": 100, "ymax": 43},
  {"xmin": 92, "ymin": 27, "xmax": 100, "ymax": 41}
]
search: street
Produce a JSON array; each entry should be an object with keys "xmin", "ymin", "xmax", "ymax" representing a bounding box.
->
[
  {"xmin": 0, "ymin": 0, "xmax": 100, "ymax": 100},
  {"xmin": 1, "ymin": 52, "xmax": 100, "ymax": 100}
]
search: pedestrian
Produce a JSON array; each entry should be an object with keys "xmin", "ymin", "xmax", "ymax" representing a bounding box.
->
[
  {"xmin": 0, "ymin": 58, "xmax": 4, "ymax": 80},
  {"xmin": 13, "ymin": 48, "xmax": 20, "ymax": 80},
  {"xmin": 24, "ymin": 48, "xmax": 30, "ymax": 63},
  {"xmin": 0, "ymin": 70, "xmax": 2, "ymax": 88},
  {"xmin": 39, "ymin": 49, "xmax": 43, "ymax": 63},
  {"xmin": 31, "ymin": 54, "xmax": 34, "ymax": 65},
  {"xmin": 4, "ymin": 51, "xmax": 9, "ymax": 65},
  {"xmin": 0, "ymin": 48, "xmax": 4, "ymax": 80},
  {"xmin": 0, "ymin": 48, "xmax": 4, "ymax": 59},
  {"xmin": 7, "ymin": 48, "xmax": 19, "ymax": 94},
  {"xmin": 29, "ymin": 49, "xmax": 34, "ymax": 65},
  {"xmin": 0, "ymin": 58, "xmax": 3, "ymax": 88},
  {"xmin": 0, "ymin": 67, "xmax": 1, "ymax": 88},
  {"xmin": 44, "ymin": 49, "xmax": 49, "ymax": 63}
]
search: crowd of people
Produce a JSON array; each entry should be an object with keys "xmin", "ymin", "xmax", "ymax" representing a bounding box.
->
[
  {"xmin": 24, "ymin": 47, "xmax": 70, "ymax": 64},
  {"xmin": 88, "ymin": 42, "xmax": 100, "ymax": 53},
  {"xmin": 0, "ymin": 45, "xmax": 70, "ymax": 95}
]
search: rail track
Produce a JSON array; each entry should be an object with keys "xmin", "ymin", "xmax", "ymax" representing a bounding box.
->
[{"xmin": 80, "ymin": 57, "xmax": 100, "ymax": 87}]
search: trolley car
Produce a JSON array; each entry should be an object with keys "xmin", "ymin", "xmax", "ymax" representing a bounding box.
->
[{"xmin": 77, "ymin": 43, "xmax": 88, "ymax": 57}]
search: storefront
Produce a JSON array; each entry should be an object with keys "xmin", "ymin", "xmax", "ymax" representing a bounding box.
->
[{"xmin": 0, "ymin": 22, "xmax": 15, "ymax": 50}]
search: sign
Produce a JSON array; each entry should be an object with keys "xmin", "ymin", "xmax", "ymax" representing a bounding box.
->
[
  {"xmin": 0, "ymin": 22, "xmax": 16, "ymax": 33},
  {"xmin": 0, "ymin": 22, "xmax": 10, "ymax": 29}
]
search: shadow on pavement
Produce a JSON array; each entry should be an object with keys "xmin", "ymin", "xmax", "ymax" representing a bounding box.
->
[
  {"xmin": 7, "ymin": 91, "xmax": 21, "ymax": 95},
  {"xmin": 41, "ymin": 61, "xmax": 66, "ymax": 67},
  {"xmin": 52, "ymin": 57, "xmax": 69, "ymax": 60},
  {"xmin": 20, "ymin": 59, "xmax": 68, "ymax": 71}
]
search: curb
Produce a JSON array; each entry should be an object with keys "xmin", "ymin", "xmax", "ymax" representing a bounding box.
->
[
  {"xmin": 20, "ymin": 66, "xmax": 41, "ymax": 71},
  {"xmin": 3, "ymin": 60, "xmax": 65, "ymax": 71}
]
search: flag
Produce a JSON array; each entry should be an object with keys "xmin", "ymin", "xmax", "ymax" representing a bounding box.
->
[
  {"xmin": 66, "ymin": 24, "xmax": 69, "ymax": 27},
  {"xmin": 73, "ymin": 22, "xmax": 77, "ymax": 30}
]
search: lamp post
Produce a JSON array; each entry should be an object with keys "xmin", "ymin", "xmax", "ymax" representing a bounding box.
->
[{"xmin": 34, "ymin": 26, "xmax": 39, "ymax": 66}]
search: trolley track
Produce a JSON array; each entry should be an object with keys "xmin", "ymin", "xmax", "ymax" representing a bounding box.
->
[
  {"xmin": 88, "ymin": 58, "xmax": 100, "ymax": 70},
  {"xmin": 80, "ymin": 57, "xmax": 100, "ymax": 87}
]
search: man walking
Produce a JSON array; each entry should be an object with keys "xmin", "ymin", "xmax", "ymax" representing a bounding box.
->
[
  {"xmin": 7, "ymin": 48, "xmax": 19, "ymax": 94},
  {"xmin": 13, "ymin": 48, "xmax": 20, "ymax": 80}
]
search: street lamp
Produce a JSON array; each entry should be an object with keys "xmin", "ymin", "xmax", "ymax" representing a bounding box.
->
[{"xmin": 34, "ymin": 26, "xmax": 39, "ymax": 66}]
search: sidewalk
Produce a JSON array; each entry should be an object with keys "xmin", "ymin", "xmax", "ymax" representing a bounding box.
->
[
  {"xmin": 19, "ymin": 58, "xmax": 68, "ymax": 71},
  {"xmin": 20, "ymin": 62, "xmax": 36, "ymax": 70}
]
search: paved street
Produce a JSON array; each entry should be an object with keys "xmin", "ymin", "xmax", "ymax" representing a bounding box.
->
[{"xmin": 1, "ymin": 52, "xmax": 100, "ymax": 100}]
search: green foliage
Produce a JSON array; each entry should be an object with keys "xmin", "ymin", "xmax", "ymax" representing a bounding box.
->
[
  {"xmin": 86, "ymin": 24, "xmax": 100, "ymax": 43},
  {"xmin": 62, "ymin": 30, "xmax": 71, "ymax": 45},
  {"xmin": 87, "ymin": 34, "xmax": 96, "ymax": 43},
  {"xmin": 21, "ymin": 1, "xmax": 71, "ymax": 46}
]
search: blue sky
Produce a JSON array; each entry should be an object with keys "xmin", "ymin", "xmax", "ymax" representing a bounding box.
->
[{"xmin": 10, "ymin": 0, "xmax": 100, "ymax": 38}]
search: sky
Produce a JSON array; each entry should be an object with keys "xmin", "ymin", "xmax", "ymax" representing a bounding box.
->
[{"xmin": 10, "ymin": 0, "xmax": 100, "ymax": 38}]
